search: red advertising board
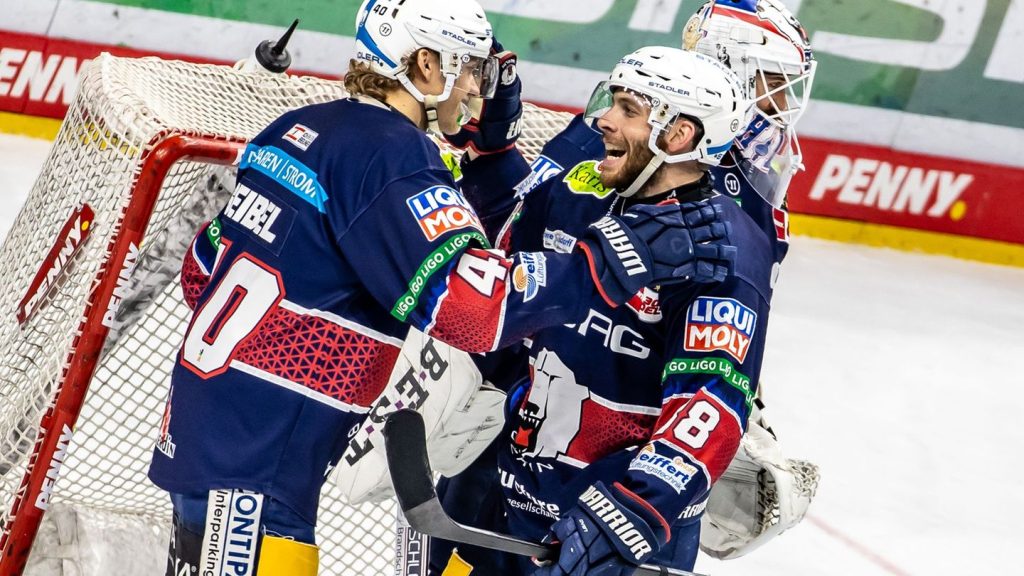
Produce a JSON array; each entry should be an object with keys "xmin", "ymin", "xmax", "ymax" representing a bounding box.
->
[
  {"xmin": 3, "ymin": 30, "xmax": 1023, "ymax": 248},
  {"xmin": 789, "ymin": 138, "xmax": 1024, "ymax": 245},
  {"xmin": 0, "ymin": 30, "xmax": 328, "ymax": 119},
  {"xmin": 0, "ymin": 31, "xmax": 217, "ymax": 118}
]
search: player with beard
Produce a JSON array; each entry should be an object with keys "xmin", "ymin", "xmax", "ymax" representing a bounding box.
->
[
  {"xmin": 430, "ymin": 47, "xmax": 774, "ymax": 576},
  {"xmin": 431, "ymin": 1, "xmax": 820, "ymax": 568}
]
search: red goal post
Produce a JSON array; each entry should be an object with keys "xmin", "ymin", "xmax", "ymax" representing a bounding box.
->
[{"xmin": 0, "ymin": 53, "xmax": 573, "ymax": 575}]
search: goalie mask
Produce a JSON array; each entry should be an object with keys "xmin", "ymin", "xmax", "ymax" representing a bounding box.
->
[
  {"xmin": 585, "ymin": 46, "xmax": 752, "ymax": 197},
  {"xmin": 684, "ymin": 0, "xmax": 816, "ymax": 178},
  {"xmin": 354, "ymin": 0, "xmax": 500, "ymax": 129}
]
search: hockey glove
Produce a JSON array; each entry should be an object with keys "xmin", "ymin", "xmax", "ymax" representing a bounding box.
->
[
  {"xmin": 627, "ymin": 201, "xmax": 737, "ymax": 285},
  {"xmin": 533, "ymin": 482, "xmax": 668, "ymax": 576},
  {"xmin": 445, "ymin": 42, "xmax": 522, "ymax": 155},
  {"xmin": 577, "ymin": 202, "xmax": 736, "ymax": 307}
]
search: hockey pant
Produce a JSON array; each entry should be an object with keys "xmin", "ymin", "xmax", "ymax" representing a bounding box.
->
[{"xmin": 166, "ymin": 490, "xmax": 318, "ymax": 576}]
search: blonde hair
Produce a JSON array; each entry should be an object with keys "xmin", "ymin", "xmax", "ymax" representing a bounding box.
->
[
  {"xmin": 344, "ymin": 49, "xmax": 438, "ymax": 101},
  {"xmin": 344, "ymin": 59, "xmax": 403, "ymax": 102}
]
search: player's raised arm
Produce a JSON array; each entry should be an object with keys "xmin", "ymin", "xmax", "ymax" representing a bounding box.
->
[{"xmin": 337, "ymin": 158, "xmax": 735, "ymax": 353}]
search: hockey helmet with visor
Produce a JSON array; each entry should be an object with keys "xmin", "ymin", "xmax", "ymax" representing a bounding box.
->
[
  {"xmin": 354, "ymin": 0, "xmax": 500, "ymax": 104},
  {"xmin": 585, "ymin": 46, "xmax": 752, "ymax": 197}
]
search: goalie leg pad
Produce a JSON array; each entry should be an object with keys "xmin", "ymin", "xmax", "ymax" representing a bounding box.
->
[{"xmin": 334, "ymin": 328, "xmax": 506, "ymax": 504}]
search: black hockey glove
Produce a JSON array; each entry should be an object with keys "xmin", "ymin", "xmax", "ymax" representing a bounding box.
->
[
  {"xmin": 577, "ymin": 201, "xmax": 736, "ymax": 307},
  {"xmin": 445, "ymin": 41, "xmax": 522, "ymax": 155},
  {"xmin": 532, "ymin": 481, "xmax": 668, "ymax": 576}
]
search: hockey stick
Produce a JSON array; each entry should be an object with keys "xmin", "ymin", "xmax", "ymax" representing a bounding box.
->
[{"xmin": 383, "ymin": 409, "xmax": 707, "ymax": 576}]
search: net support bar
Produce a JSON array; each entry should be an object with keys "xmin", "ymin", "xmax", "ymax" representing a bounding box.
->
[{"xmin": 0, "ymin": 135, "xmax": 246, "ymax": 576}]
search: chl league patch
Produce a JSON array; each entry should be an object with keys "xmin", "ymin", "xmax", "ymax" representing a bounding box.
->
[{"xmin": 199, "ymin": 489, "xmax": 264, "ymax": 576}]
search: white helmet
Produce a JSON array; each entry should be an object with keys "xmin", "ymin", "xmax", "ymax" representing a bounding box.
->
[
  {"xmin": 684, "ymin": 0, "xmax": 815, "ymax": 130},
  {"xmin": 585, "ymin": 46, "xmax": 753, "ymax": 197},
  {"xmin": 354, "ymin": 0, "xmax": 499, "ymax": 105}
]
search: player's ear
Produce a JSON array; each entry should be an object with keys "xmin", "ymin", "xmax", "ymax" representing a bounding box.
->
[
  {"xmin": 662, "ymin": 116, "xmax": 700, "ymax": 155},
  {"xmin": 410, "ymin": 48, "xmax": 439, "ymax": 84}
]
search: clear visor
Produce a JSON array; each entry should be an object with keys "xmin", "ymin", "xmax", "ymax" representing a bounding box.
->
[
  {"xmin": 584, "ymin": 81, "xmax": 656, "ymax": 123},
  {"xmin": 752, "ymin": 58, "xmax": 816, "ymax": 129},
  {"xmin": 460, "ymin": 54, "xmax": 500, "ymax": 100}
]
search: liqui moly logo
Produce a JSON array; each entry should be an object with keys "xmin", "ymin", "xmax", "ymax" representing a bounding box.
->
[
  {"xmin": 17, "ymin": 204, "xmax": 95, "ymax": 325},
  {"xmin": 406, "ymin": 186, "xmax": 482, "ymax": 241},
  {"xmin": 684, "ymin": 296, "xmax": 757, "ymax": 363}
]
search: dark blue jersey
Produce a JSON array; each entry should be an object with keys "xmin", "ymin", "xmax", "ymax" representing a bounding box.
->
[
  {"xmin": 149, "ymin": 98, "xmax": 606, "ymax": 523},
  {"xmin": 490, "ymin": 171, "xmax": 774, "ymax": 543}
]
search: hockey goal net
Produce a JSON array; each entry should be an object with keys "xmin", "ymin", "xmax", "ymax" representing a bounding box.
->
[{"xmin": 0, "ymin": 53, "xmax": 572, "ymax": 575}]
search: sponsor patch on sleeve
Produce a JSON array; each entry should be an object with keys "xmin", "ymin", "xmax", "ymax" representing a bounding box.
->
[
  {"xmin": 283, "ymin": 123, "xmax": 319, "ymax": 151},
  {"xmin": 662, "ymin": 356, "xmax": 755, "ymax": 409},
  {"xmin": 542, "ymin": 228, "xmax": 577, "ymax": 253},
  {"xmin": 684, "ymin": 296, "xmax": 757, "ymax": 363},
  {"xmin": 514, "ymin": 154, "xmax": 563, "ymax": 198},
  {"xmin": 628, "ymin": 444, "xmax": 698, "ymax": 494},
  {"xmin": 406, "ymin": 185, "xmax": 483, "ymax": 241},
  {"xmin": 512, "ymin": 252, "xmax": 547, "ymax": 302}
]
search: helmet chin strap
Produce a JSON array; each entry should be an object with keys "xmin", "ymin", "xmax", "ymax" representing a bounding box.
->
[
  {"xmin": 399, "ymin": 73, "xmax": 458, "ymax": 136},
  {"xmin": 617, "ymin": 152, "xmax": 665, "ymax": 198},
  {"xmin": 423, "ymin": 94, "xmax": 442, "ymax": 135}
]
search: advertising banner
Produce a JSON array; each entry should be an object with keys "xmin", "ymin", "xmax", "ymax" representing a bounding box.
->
[
  {"xmin": 1, "ymin": 0, "xmax": 1022, "ymax": 253},
  {"xmin": 792, "ymin": 138, "xmax": 1024, "ymax": 245}
]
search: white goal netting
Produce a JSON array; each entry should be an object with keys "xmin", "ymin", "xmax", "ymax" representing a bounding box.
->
[{"xmin": 0, "ymin": 53, "xmax": 572, "ymax": 575}]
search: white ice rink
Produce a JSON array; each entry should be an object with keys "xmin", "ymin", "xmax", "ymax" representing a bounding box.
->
[{"xmin": 2, "ymin": 131, "xmax": 1022, "ymax": 576}]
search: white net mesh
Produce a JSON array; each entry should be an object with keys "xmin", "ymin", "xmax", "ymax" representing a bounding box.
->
[{"xmin": 0, "ymin": 53, "xmax": 573, "ymax": 575}]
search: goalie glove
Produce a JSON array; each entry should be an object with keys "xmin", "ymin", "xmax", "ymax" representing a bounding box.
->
[
  {"xmin": 444, "ymin": 42, "xmax": 522, "ymax": 155},
  {"xmin": 699, "ymin": 404, "xmax": 820, "ymax": 559},
  {"xmin": 331, "ymin": 328, "xmax": 505, "ymax": 504}
]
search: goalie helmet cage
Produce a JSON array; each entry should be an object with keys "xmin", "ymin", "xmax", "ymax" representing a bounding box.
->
[{"xmin": 0, "ymin": 53, "xmax": 573, "ymax": 575}]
